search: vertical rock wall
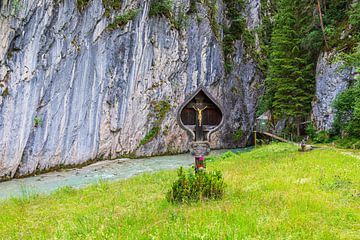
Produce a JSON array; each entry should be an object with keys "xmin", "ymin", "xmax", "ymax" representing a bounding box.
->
[
  {"xmin": 312, "ymin": 52, "xmax": 355, "ymax": 130},
  {"xmin": 0, "ymin": 0, "xmax": 264, "ymax": 178}
]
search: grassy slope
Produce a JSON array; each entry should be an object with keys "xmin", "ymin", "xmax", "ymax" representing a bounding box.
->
[{"xmin": 0, "ymin": 143, "xmax": 359, "ymax": 239}]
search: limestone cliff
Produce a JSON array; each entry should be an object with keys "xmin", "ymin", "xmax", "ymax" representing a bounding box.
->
[
  {"xmin": 0, "ymin": 0, "xmax": 264, "ymax": 178},
  {"xmin": 312, "ymin": 52, "xmax": 355, "ymax": 131}
]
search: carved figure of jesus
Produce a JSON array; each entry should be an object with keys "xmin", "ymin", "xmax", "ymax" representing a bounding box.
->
[{"xmin": 193, "ymin": 106, "xmax": 207, "ymax": 126}]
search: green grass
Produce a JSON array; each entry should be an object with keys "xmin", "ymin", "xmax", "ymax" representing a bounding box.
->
[{"xmin": 0, "ymin": 143, "xmax": 359, "ymax": 239}]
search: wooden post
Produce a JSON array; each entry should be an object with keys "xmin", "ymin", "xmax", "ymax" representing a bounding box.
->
[{"xmin": 254, "ymin": 131, "xmax": 257, "ymax": 148}]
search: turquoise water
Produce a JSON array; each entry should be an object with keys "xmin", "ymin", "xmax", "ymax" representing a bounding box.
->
[{"xmin": 0, "ymin": 148, "xmax": 250, "ymax": 200}]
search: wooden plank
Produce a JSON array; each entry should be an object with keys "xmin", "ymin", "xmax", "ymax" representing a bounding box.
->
[{"xmin": 258, "ymin": 132, "xmax": 297, "ymax": 145}]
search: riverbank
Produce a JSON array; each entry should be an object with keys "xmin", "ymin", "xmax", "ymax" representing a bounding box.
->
[
  {"xmin": 0, "ymin": 149, "xmax": 247, "ymax": 200},
  {"xmin": 0, "ymin": 143, "xmax": 359, "ymax": 239}
]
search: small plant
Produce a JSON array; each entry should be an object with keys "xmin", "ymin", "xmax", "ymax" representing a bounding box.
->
[
  {"xmin": 188, "ymin": 0, "xmax": 197, "ymax": 14},
  {"xmin": 173, "ymin": 9, "xmax": 189, "ymax": 30},
  {"xmin": 1, "ymin": 87, "xmax": 9, "ymax": 97},
  {"xmin": 34, "ymin": 116, "xmax": 42, "ymax": 128},
  {"xmin": 233, "ymin": 128, "xmax": 243, "ymax": 141},
  {"xmin": 76, "ymin": 0, "xmax": 91, "ymax": 12},
  {"xmin": 166, "ymin": 167, "xmax": 225, "ymax": 204},
  {"xmin": 140, "ymin": 126, "xmax": 160, "ymax": 145},
  {"xmin": 140, "ymin": 100, "xmax": 171, "ymax": 146},
  {"xmin": 10, "ymin": 0, "xmax": 22, "ymax": 16},
  {"xmin": 149, "ymin": 0, "xmax": 172, "ymax": 18},
  {"xmin": 107, "ymin": 9, "xmax": 140, "ymax": 31},
  {"xmin": 102, "ymin": 0, "xmax": 122, "ymax": 17}
]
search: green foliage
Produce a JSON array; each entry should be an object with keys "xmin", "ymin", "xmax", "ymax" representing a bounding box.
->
[
  {"xmin": 333, "ymin": 69, "xmax": 360, "ymax": 137},
  {"xmin": 306, "ymin": 123, "xmax": 334, "ymax": 144},
  {"xmin": 322, "ymin": 0, "xmax": 358, "ymax": 51},
  {"xmin": 77, "ymin": 0, "xmax": 122, "ymax": 16},
  {"xmin": 140, "ymin": 100, "xmax": 171, "ymax": 146},
  {"xmin": 76, "ymin": 0, "xmax": 91, "ymax": 12},
  {"xmin": 106, "ymin": 9, "xmax": 140, "ymax": 31},
  {"xmin": 1, "ymin": 87, "xmax": 9, "ymax": 97},
  {"xmin": 305, "ymin": 123, "xmax": 316, "ymax": 139},
  {"xmin": 149, "ymin": 0, "xmax": 172, "ymax": 18},
  {"xmin": 166, "ymin": 167, "xmax": 225, "ymax": 204},
  {"xmin": 233, "ymin": 128, "xmax": 243, "ymax": 141},
  {"xmin": 172, "ymin": 9, "xmax": 189, "ymax": 30},
  {"xmin": 102, "ymin": 0, "xmax": 122, "ymax": 17},
  {"xmin": 34, "ymin": 116, "xmax": 42, "ymax": 128},
  {"xmin": 314, "ymin": 131, "xmax": 331, "ymax": 144},
  {"xmin": 188, "ymin": 0, "xmax": 198, "ymax": 14},
  {"xmin": 220, "ymin": 151, "xmax": 238, "ymax": 159},
  {"xmin": 140, "ymin": 126, "xmax": 160, "ymax": 146},
  {"xmin": 264, "ymin": 0, "xmax": 315, "ymax": 121},
  {"xmin": 10, "ymin": 0, "xmax": 22, "ymax": 16},
  {"xmin": 148, "ymin": 0, "xmax": 188, "ymax": 30},
  {"xmin": 260, "ymin": 0, "xmax": 358, "ymax": 125},
  {"xmin": 323, "ymin": 2, "xmax": 360, "ymax": 141},
  {"xmin": 334, "ymin": 137, "xmax": 360, "ymax": 149},
  {"xmin": 223, "ymin": 0, "xmax": 246, "ymax": 74},
  {"xmin": 203, "ymin": 0, "xmax": 221, "ymax": 39}
]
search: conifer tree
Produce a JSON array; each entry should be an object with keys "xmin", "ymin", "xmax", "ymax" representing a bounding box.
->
[{"xmin": 266, "ymin": 0, "xmax": 315, "ymax": 123}]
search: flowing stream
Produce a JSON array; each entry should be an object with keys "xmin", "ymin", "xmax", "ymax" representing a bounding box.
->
[{"xmin": 0, "ymin": 149, "xmax": 250, "ymax": 201}]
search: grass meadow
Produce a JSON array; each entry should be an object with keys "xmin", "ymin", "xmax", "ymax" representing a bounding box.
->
[{"xmin": 0, "ymin": 143, "xmax": 359, "ymax": 239}]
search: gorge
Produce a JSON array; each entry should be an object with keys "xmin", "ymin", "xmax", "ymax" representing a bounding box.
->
[{"xmin": 0, "ymin": 0, "xmax": 358, "ymax": 179}]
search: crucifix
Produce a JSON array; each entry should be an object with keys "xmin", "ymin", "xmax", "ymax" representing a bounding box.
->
[
  {"xmin": 191, "ymin": 95, "xmax": 209, "ymax": 141},
  {"xmin": 193, "ymin": 105, "xmax": 207, "ymax": 127},
  {"xmin": 177, "ymin": 87, "xmax": 224, "ymax": 173}
]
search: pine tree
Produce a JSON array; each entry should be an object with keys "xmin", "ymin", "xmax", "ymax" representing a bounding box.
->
[{"xmin": 266, "ymin": 0, "xmax": 315, "ymax": 123}]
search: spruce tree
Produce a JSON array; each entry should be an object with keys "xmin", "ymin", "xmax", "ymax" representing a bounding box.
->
[{"xmin": 266, "ymin": 0, "xmax": 315, "ymax": 123}]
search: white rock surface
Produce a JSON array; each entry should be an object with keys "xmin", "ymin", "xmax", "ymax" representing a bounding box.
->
[
  {"xmin": 0, "ymin": 0, "xmax": 264, "ymax": 178},
  {"xmin": 312, "ymin": 52, "xmax": 354, "ymax": 131}
]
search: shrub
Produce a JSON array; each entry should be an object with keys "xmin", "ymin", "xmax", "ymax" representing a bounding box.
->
[
  {"xmin": 333, "ymin": 68, "xmax": 360, "ymax": 138},
  {"xmin": 314, "ymin": 130, "xmax": 331, "ymax": 143},
  {"xmin": 334, "ymin": 137, "xmax": 360, "ymax": 149},
  {"xmin": 166, "ymin": 167, "xmax": 225, "ymax": 204},
  {"xmin": 102, "ymin": 0, "xmax": 122, "ymax": 17},
  {"xmin": 305, "ymin": 123, "xmax": 316, "ymax": 139},
  {"xmin": 149, "ymin": 0, "xmax": 172, "ymax": 18}
]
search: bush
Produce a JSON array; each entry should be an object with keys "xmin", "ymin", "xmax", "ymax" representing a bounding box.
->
[
  {"xmin": 314, "ymin": 130, "xmax": 331, "ymax": 143},
  {"xmin": 149, "ymin": 0, "xmax": 172, "ymax": 18},
  {"xmin": 305, "ymin": 123, "xmax": 316, "ymax": 139},
  {"xmin": 334, "ymin": 137, "xmax": 360, "ymax": 149},
  {"xmin": 333, "ymin": 68, "xmax": 360, "ymax": 138},
  {"xmin": 166, "ymin": 167, "xmax": 225, "ymax": 204}
]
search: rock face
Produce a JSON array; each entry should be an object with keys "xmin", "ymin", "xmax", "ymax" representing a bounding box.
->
[
  {"xmin": 312, "ymin": 52, "xmax": 354, "ymax": 131},
  {"xmin": 0, "ymin": 0, "xmax": 264, "ymax": 178}
]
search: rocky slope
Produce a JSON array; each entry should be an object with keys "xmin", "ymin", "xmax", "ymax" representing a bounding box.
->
[{"xmin": 0, "ymin": 0, "xmax": 264, "ymax": 178}]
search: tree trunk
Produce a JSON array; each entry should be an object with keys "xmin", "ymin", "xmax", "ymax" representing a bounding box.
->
[{"xmin": 317, "ymin": 0, "xmax": 328, "ymax": 48}]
